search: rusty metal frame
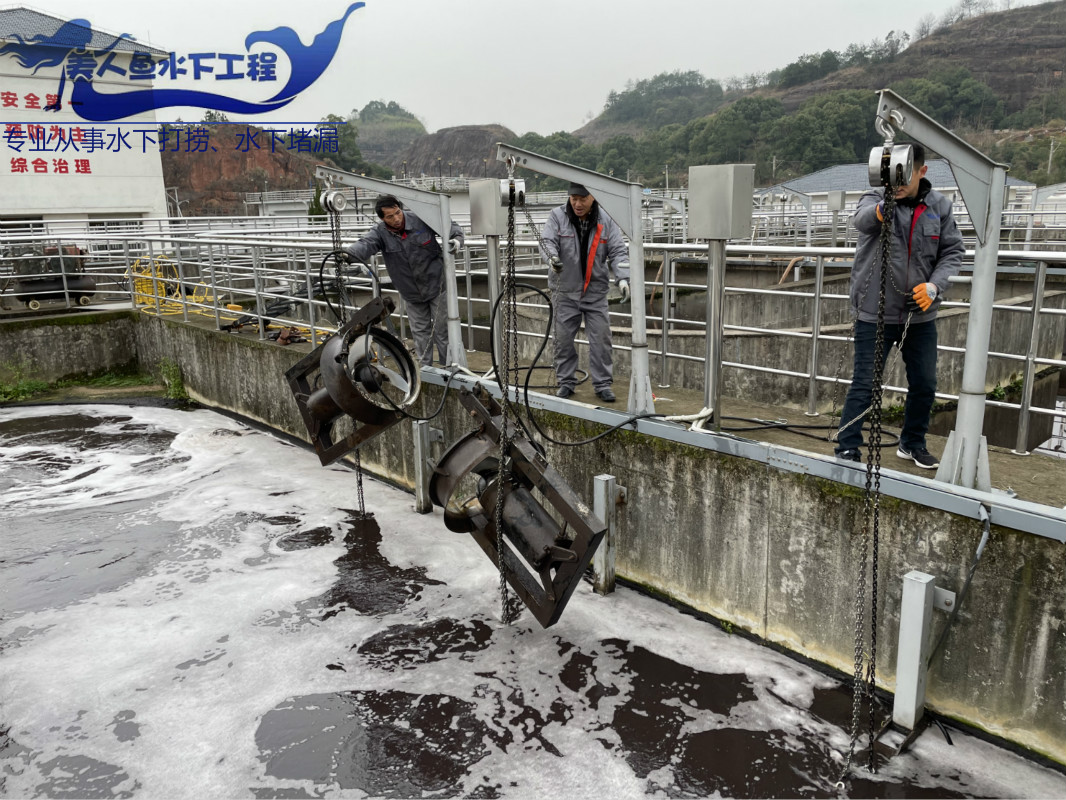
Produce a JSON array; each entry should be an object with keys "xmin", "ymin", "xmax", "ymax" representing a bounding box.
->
[
  {"xmin": 285, "ymin": 296, "xmax": 407, "ymax": 466},
  {"xmin": 430, "ymin": 385, "xmax": 607, "ymax": 628}
]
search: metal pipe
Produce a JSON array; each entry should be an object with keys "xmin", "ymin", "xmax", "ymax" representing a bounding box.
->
[
  {"xmin": 303, "ymin": 248, "xmax": 317, "ymax": 346},
  {"xmin": 939, "ymin": 166, "xmax": 1008, "ymax": 489},
  {"xmin": 147, "ymin": 239, "xmax": 161, "ymax": 316},
  {"xmin": 174, "ymin": 242, "xmax": 190, "ymax": 323},
  {"xmin": 207, "ymin": 243, "xmax": 221, "ymax": 330},
  {"xmin": 591, "ymin": 474, "xmax": 618, "ymax": 595},
  {"xmin": 1013, "ymin": 260, "xmax": 1048, "ymax": 455},
  {"xmin": 485, "ymin": 235, "xmax": 504, "ymax": 368},
  {"xmin": 659, "ymin": 252, "xmax": 672, "ymax": 388},
  {"xmin": 251, "ymin": 247, "xmax": 266, "ymax": 340},
  {"xmin": 703, "ymin": 239, "xmax": 726, "ymax": 429},
  {"xmin": 464, "ymin": 247, "xmax": 474, "ymax": 352},
  {"xmin": 806, "ymin": 255, "xmax": 826, "ymax": 416}
]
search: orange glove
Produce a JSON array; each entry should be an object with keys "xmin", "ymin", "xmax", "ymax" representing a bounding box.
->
[{"xmin": 907, "ymin": 282, "xmax": 938, "ymax": 313}]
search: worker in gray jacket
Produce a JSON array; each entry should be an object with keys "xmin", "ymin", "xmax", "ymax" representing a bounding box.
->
[
  {"xmin": 345, "ymin": 195, "xmax": 464, "ymax": 367},
  {"xmin": 836, "ymin": 144, "xmax": 964, "ymax": 469},
  {"xmin": 540, "ymin": 183, "xmax": 630, "ymax": 403}
]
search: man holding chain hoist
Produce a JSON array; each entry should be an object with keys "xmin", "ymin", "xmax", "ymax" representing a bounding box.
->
[{"xmin": 835, "ymin": 144, "xmax": 965, "ymax": 469}]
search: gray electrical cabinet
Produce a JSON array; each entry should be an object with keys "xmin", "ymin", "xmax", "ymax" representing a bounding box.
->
[
  {"xmin": 470, "ymin": 178, "xmax": 525, "ymax": 236},
  {"xmin": 687, "ymin": 164, "xmax": 755, "ymax": 240}
]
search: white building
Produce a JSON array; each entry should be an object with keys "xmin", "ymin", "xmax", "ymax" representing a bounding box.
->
[{"xmin": 0, "ymin": 7, "xmax": 169, "ymax": 231}]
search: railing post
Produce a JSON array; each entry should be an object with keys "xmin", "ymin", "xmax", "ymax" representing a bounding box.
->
[
  {"xmin": 464, "ymin": 247, "xmax": 475, "ymax": 352},
  {"xmin": 485, "ymin": 235, "xmax": 504, "ymax": 370},
  {"xmin": 413, "ymin": 421, "xmax": 443, "ymax": 514},
  {"xmin": 147, "ymin": 239, "xmax": 162, "ymax": 316},
  {"xmin": 174, "ymin": 240, "xmax": 189, "ymax": 323},
  {"xmin": 251, "ymin": 247, "xmax": 266, "ymax": 340},
  {"xmin": 303, "ymin": 248, "xmax": 318, "ymax": 346},
  {"xmin": 592, "ymin": 474, "xmax": 621, "ymax": 595},
  {"xmin": 1013, "ymin": 260, "xmax": 1048, "ymax": 455},
  {"xmin": 123, "ymin": 240, "xmax": 136, "ymax": 309},
  {"xmin": 805, "ymin": 255, "xmax": 825, "ymax": 416},
  {"xmin": 56, "ymin": 238, "xmax": 72, "ymax": 309},
  {"xmin": 703, "ymin": 240, "xmax": 726, "ymax": 429},
  {"xmin": 658, "ymin": 252, "xmax": 672, "ymax": 388},
  {"xmin": 207, "ymin": 243, "xmax": 221, "ymax": 330},
  {"xmin": 893, "ymin": 571, "xmax": 937, "ymax": 730}
]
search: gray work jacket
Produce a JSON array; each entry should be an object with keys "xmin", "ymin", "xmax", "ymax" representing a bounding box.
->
[
  {"xmin": 345, "ymin": 211, "xmax": 464, "ymax": 304},
  {"xmin": 539, "ymin": 201, "xmax": 629, "ymax": 300},
  {"xmin": 850, "ymin": 181, "xmax": 964, "ymax": 325}
]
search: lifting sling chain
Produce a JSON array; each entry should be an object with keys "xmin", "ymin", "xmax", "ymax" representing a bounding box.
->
[
  {"xmin": 839, "ymin": 179, "xmax": 900, "ymax": 781},
  {"xmin": 494, "ymin": 161, "xmax": 523, "ymax": 623},
  {"xmin": 325, "ymin": 190, "xmax": 368, "ymax": 520}
]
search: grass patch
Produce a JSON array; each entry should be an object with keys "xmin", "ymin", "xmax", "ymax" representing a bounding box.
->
[
  {"xmin": 158, "ymin": 358, "xmax": 188, "ymax": 401},
  {"xmin": 0, "ymin": 361, "xmax": 158, "ymax": 403}
]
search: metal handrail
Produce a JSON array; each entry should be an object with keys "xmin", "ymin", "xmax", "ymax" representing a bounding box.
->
[{"xmin": 3, "ymin": 223, "xmax": 1063, "ymax": 464}]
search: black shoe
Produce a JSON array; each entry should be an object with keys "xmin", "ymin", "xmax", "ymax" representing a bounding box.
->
[
  {"xmin": 596, "ymin": 388, "xmax": 616, "ymax": 403},
  {"xmin": 897, "ymin": 445, "xmax": 939, "ymax": 469},
  {"xmin": 836, "ymin": 449, "xmax": 861, "ymax": 463},
  {"xmin": 556, "ymin": 386, "xmax": 575, "ymax": 399}
]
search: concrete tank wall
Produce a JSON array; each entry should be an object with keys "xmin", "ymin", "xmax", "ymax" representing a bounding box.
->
[{"xmin": 3, "ymin": 310, "xmax": 1064, "ymax": 765}]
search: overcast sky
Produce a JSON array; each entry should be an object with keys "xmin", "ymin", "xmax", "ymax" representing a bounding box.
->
[{"xmin": 4, "ymin": 0, "xmax": 1033, "ymax": 134}]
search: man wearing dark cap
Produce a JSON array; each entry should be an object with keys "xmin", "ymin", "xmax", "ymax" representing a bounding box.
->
[{"xmin": 540, "ymin": 183, "xmax": 630, "ymax": 403}]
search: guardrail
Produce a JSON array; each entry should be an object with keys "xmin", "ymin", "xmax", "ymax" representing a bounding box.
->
[{"xmin": 2, "ymin": 223, "xmax": 1063, "ymax": 461}]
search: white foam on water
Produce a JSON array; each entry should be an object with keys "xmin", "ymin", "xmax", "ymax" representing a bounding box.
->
[{"xmin": 1, "ymin": 404, "xmax": 1063, "ymax": 799}]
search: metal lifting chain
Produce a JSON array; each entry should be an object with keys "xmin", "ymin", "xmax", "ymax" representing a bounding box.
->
[
  {"xmin": 494, "ymin": 162, "xmax": 521, "ymax": 624},
  {"xmin": 840, "ymin": 185, "xmax": 896, "ymax": 782},
  {"xmin": 325, "ymin": 185, "xmax": 367, "ymax": 519}
]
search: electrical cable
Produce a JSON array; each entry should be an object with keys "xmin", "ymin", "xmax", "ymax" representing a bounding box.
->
[{"xmin": 487, "ymin": 283, "xmax": 663, "ymax": 448}]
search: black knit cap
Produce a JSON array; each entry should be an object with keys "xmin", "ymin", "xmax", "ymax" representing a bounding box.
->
[{"xmin": 568, "ymin": 182, "xmax": 590, "ymax": 196}]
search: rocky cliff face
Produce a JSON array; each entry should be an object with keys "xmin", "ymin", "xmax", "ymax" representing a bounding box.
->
[
  {"xmin": 161, "ymin": 125, "xmax": 326, "ymax": 216},
  {"xmin": 396, "ymin": 125, "xmax": 517, "ymax": 180}
]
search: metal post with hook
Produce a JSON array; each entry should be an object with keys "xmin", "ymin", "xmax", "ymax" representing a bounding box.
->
[
  {"xmin": 314, "ymin": 165, "xmax": 469, "ymax": 370},
  {"xmin": 494, "ymin": 143, "xmax": 656, "ymax": 415},
  {"xmin": 870, "ymin": 90, "xmax": 1008, "ymax": 491}
]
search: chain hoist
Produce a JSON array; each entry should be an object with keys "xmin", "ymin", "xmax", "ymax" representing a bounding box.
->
[
  {"xmin": 838, "ymin": 138, "xmax": 914, "ymax": 781},
  {"xmin": 492, "ymin": 159, "xmax": 522, "ymax": 624},
  {"xmin": 321, "ymin": 183, "xmax": 368, "ymax": 518}
]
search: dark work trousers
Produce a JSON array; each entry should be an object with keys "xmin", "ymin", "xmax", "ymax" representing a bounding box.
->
[
  {"xmin": 405, "ymin": 288, "xmax": 449, "ymax": 367},
  {"xmin": 836, "ymin": 319, "xmax": 938, "ymax": 454},
  {"xmin": 553, "ymin": 291, "xmax": 613, "ymax": 391}
]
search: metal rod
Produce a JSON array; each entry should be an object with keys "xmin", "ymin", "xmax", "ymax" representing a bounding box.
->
[
  {"xmin": 1013, "ymin": 260, "xmax": 1048, "ymax": 455},
  {"xmin": 485, "ymin": 235, "xmax": 504, "ymax": 367},
  {"xmin": 806, "ymin": 255, "xmax": 826, "ymax": 416},
  {"xmin": 591, "ymin": 474, "xmax": 618, "ymax": 596},
  {"xmin": 464, "ymin": 247, "xmax": 474, "ymax": 352},
  {"xmin": 703, "ymin": 239, "xmax": 726, "ymax": 429},
  {"xmin": 659, "ymin": 252, "xmax": 672, "ymax": 388}
]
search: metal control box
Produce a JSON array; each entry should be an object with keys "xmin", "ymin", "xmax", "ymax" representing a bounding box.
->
[
  {"xmin": 469, "ymin": 178, "xmax": 525, "ymax": 236},
  {"xmin": 827, "ymin": 190, "xmax": 847, "ymax": 212},
  {"xmin": 687, "ymin": 164, "xmax": 754, "ymax": 240}
]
